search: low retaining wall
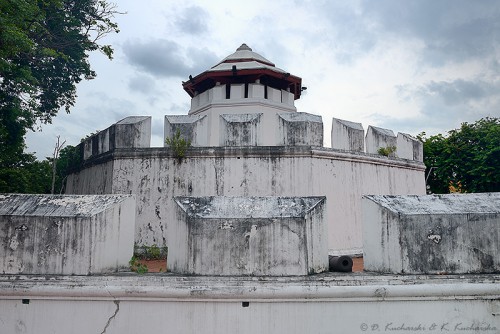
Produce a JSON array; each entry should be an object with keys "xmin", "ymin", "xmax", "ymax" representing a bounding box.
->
[
  {"xmin": 363, "ymin": 193, "xmax": 500, "ymax": 274},
  {"xmin": 0, "ymin": 273, "xmax": 498, "ymax": 334},
  {"xmin": 171, "ymin": 196, "xmax": 327, "ymax": 275},
  {"xmin": 0, "ymin": 194, "xmax": 135, "ymax": 275}
]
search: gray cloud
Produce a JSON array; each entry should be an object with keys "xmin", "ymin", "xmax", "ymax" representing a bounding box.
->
[
  {"xmin": 360, "ymin": 0, "xmax": 500, "ymax": 65},
  {"xmin": 174, "ymin": 6, "xmax": 209, "ymax": 35},
  {"xmin": 317, "ymin": 1, "xmax": 500, "ymax": 65},
  {"xmin": 128, "ymin": 74, "xmax": 157, "ymax": 95},
  {"xmin": 123, "ymin": 39, "xmax": 219, "ymax": 79},
  {"xmin": 391, "ymin": 79, "xmax": 500, "ymax": 136},
  {"xmin": 123, "ymin": 40, "xmax": 189, "ymax": 77},
  {"xmin": 419, "ymin": 79, "xmax": 495, "ymax": 106},
  {"xmin": 317, "ymin": 2, "xmax": 377, "ymax": 63}
]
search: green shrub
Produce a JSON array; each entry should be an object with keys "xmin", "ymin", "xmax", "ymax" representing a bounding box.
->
[
  {"xmin": 165, "ymin": 129, "xmax": 191, "ymax": 162},
  {"xmin": 377, "ymin": 145, "xmax": 397, "ymax": 157}
]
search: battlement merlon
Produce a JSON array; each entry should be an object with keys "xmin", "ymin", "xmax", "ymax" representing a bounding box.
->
[
  {"xmin": 81, "ymin": 116, "xmax": 151, "ymax": 161},
  {"xmin": 77, "ymin": 114, "xmax": 423, "ymax": 162}
]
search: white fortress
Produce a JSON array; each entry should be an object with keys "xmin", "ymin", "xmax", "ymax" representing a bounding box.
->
[
  {"xmin": 1, "ymin": 44, "xmax": 498, "ymax": 333},
  {"xmin": 66, "ymin": 44, "xmax": 425, "ymax": 256}
]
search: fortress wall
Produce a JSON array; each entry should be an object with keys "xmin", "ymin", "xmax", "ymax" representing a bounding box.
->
[
  {"xmin": 67, "ymin": 113, "xmax": 425, "ymax": 255},
  {"xmin": 66, "ymin": 160, "xmax": 114, "ymax": 195},
  {"xmin": 67, "ymin": 147, "xmax": 425, "ymax": 255}
]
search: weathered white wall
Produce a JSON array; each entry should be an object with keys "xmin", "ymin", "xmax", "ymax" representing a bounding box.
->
[
  {"xmin": 363, "ymin": 193, "xmax": 500, "ymax": 274},
  {"xmin": 164, "ymin": 114, "xmax": 208, "ymax": 147},
  {"xmin": 171, "ymin": 196, "xmax": 327, "ymax": 275},
  {"xmin": 278, "ymin": 112, "xmax": 323, "ymax": 146},
  {"xmin": 186, "ymin": 83, "xmax": 300, "ymax": 146},
  {"xmin": 219, "ymin": 113, "xmax": 263, "ymax": 146},
  {"xmin": 366, "ymin": 125, "xmax": 397, "ymax": 155},
  {"xmin": 331, "ymin": 117, "xmax": 365, "ymax": 152},
  {"xmin": 0, "ymin": 274, "xmax": 498, "ymax": 334},
  {"xmin": 65, "ymin": 160, "xmax": 114, "ymax": 194},
  {"xmin": 66, "ymin": 147, "xmax": 425, "ymax": 255},
  {"xmin": 0, "ymin": 194, "xmax": 135, "ymax": 275},
  {"xmin": 397, "ymin": 132, "xmax": 423, "ymax": 161},
  {"xmin": 81, "ymin": 116, "xmax": 151, "ymax": 161}
]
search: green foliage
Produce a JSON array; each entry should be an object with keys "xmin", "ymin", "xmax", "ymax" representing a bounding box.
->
[
  {"xmin": 129, "ymin": 256, "xmax": 148, "ymax": 274},
  {"xmin": 377, "ymin": 145, "xmax": 397, "ymax": 157},
  {"xmin": 134, "ymin": 244, "xmax": 168, "ymax": 260},
  {"xmin": 1, "ymin": 0, "xmax": 121, "ymax": 125},
  {"xmin": 421, "ymin": 117, "xmax": 500, "ymax": 194},
  {"xmin": 165, "ymin": 129, "xmax": 191, "ymax": 162},
  {"xmin": 0, "ymin": 160, "xmax": 52, "ymax": 193},
  {"xmin": 0, "ymin": 0, "xmax": 120, "ymax": 193}
]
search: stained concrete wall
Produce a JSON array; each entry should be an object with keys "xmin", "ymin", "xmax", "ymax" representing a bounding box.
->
[
  {"xmin": 0, "ymin": 194, "xmax": 135, "ymax": 275},
  {"xmin": 65, "ymin": 160, "xmax": 114, "ymax": 194},
  {"xmin": 81, "ymin": 116, "xmax": 151, "ymax": 161},
  {"xmin": 366, "ymin": 125, "xmax": 397, "ymax": 155},
  {"xmin": 186, "ymin": 83, "xmax": 299, "ymax": 146},
  {"xmin": 0, "ymin": 274, "xmax": 498, "ymax": 334},
  {"xmin": 171, "ymin": 196, "xmax": 327, "ymax": 275},
  {"xmin": 363, "ymin": 193, "xmax": 500, "ymax": 274},
  {"xmin": 331, "ymin": 118, "xmax": 364, "ymax": 152},
  {"xmin": 219, "ymin": 113, "xmax": 263, "ymax": 146},
  {"xmin": 397, "ymin": 133, "xmax": 423, "ymax": 161},
  {"xmin": 278, "ymin": 112, "xmax": 323, "ymax": 146},
  {"xmin": 66, "ymin": 147, "xmax": 425, "ymax": 255},
  {"xmin": 164, "ymin": 115, "xmax": 208, "ymax": 147}
]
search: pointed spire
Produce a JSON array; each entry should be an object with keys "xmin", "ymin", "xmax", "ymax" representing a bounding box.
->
[{"xmin": 236, "ymin": 43, "xmax": 252, "ymax": 51}]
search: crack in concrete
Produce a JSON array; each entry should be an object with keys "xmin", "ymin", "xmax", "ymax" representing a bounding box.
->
[{"xmin": 100, "ymin": 300, "xmax": 119, "ymax": 334}]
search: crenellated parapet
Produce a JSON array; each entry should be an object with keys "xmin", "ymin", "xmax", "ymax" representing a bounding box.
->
[
  {"xmin": 76, "ymin": 114, "xmax": 422, "ymax": 163},
  {"xmin": 80, "ymin": 116, "xmax": 151, "ymax": 161},
  {"xmin": 331, "ymin": 118, "xmax": 423, "ymax": 162},
  {"xmin": 164, "ymin": 111, "xmax": 322, "ymax": 147}
]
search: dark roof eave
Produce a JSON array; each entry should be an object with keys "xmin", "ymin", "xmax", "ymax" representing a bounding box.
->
[{"xmin": 183, "ymin": 68, "xmax": 302, "ymax": 99}]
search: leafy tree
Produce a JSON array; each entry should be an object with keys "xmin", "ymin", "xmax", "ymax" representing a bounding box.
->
[
  {"xmin": 421, "ymin": 117, "xmax": 500, "ymax": 194},
  {"xmin": 0, "ymin": 0, "xmax": 120, "ymax": 193},
  {"xmin": 0, "ymin": 158, "xmax": 52, "ymax": 194},
  {"xmin": 1, "ymin": 0, "xmax": 120, "ymax": 124}
]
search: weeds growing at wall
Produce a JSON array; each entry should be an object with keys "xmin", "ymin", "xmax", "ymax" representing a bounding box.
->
[
  {"xmin": 165, "ymin": 129, "xmax": 191, "ymax": 162},
  {"xmin": 129, "ymin": 244, "xmax": 168, "ymax": 274},
  {"xmin": 129, "ymin": 256, "xmax": 148, "ymax": 274},
  {"xmin": 134, "ymin": 244, "xmax": 167, "ymax": 260},
  {"xmin": 377, "ymin": 145, "xmax": 397, "ymax": 157}
]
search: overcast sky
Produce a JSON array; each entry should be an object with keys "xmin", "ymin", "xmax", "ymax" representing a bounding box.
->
[{"xmin": 26, "ymin": 0, "xmax": 500, "ymax": 159}]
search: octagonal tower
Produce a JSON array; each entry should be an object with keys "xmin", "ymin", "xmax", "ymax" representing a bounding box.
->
[{"xmin": 165, "ymin": 44, "xmax": 322, "ymax": 147}]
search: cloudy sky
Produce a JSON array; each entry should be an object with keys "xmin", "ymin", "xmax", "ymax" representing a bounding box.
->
[{"xmin": 26, "ymin": 0, "xmax": 500, "ymax": 159}]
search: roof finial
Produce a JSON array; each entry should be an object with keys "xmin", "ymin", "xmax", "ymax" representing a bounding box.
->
[{"xmin": 237, "ymin": 43, "xmax": 252, "ymax": 51}]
